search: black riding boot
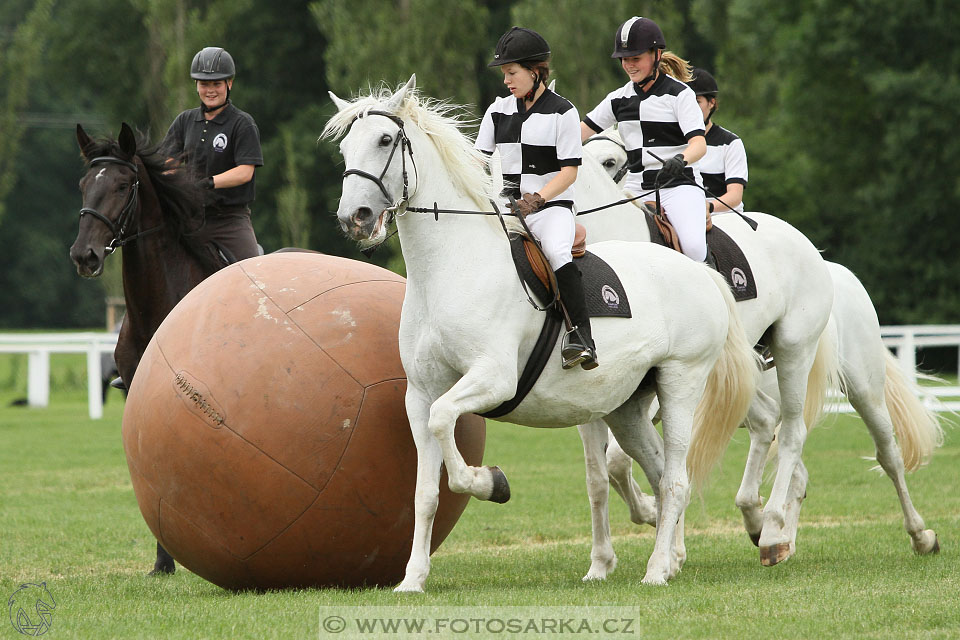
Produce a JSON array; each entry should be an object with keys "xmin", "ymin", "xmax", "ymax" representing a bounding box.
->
[{"xmin": 555, "ymin": 262, "xmax": 598, "ymax": 370}]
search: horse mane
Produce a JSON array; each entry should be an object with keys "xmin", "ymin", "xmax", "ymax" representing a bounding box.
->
[
  {"xmin": 322, "ymin": 85, "xmax": 495, "ymax": 209},
  {"xmin": 81, "ymin": 132, "xmax": 204, "ymax": 235}
]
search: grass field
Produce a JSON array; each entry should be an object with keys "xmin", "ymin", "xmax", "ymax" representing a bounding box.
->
[{"xmin": 1, "ymin": 354, "xmax": 959, "ymax": 639}]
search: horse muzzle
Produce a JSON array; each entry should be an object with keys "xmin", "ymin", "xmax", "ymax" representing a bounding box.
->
[
  {"xmin": 69, "ymin": 243, "xmax": 106, "ymax": 278},
  {"xmin": 340, "ymin": 206, "xmax": 387, "ymax": 244}
]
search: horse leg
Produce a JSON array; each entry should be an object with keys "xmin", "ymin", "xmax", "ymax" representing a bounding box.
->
[
  {"xmin": 608, "ymin": 372, "xmax": 696, "ymax": 585},
  {"xmin": 150, "ymin": 543, "xmax": 175, "ymax": 575},
  {"xmin": 427, "ymin": 370, "xmax": 515, "ymax": 502},
  {"xmin": 578, "ymin": 420, "xmax": 617, "ymax": 581},
  {"xmin": 396, "ymin": 386, "xmax": 445, "ymax": 593},
  {"xmin": 779, "ymin": 458, "xmax": 809, "ymax": 558},
  {"xmin": 758, "ymin": 342, "xmax": 821, "ymax": 566},
  {"xmin": 735, "ymin": 387, "xmax": 780, "ymax": 546},
  {"xmin": 607, "ymin": 428, "xmax": 658, "ymax": 527},
  {"xmin": 846, "ymin": 361, "xmax": 939, "ymax": 555}
]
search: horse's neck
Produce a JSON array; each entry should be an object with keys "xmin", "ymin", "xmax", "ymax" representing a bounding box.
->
[
  {"xmin": 120, "ymin": 173, "xmax": 205, "ymax": 348},
  {"xmin": 397, "ymin": 168, "xmax": 512, "ymax": 305}
]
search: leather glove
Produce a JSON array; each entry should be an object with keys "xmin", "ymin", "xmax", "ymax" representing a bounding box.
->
[
  {"xmin": 514, "ymin": 192, "xmax": 546, "ymax": 217},
  {"xmin": 196, "ymin": 176, "xmax": 215, "ymax": 190},
  {"xmin": 656, "ymin": 154, "xmax": 686, "ymax": 183}
]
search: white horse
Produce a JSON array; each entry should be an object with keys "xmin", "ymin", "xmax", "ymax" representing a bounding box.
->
[
  {"xmin": 563, "ymin": 126, "xmax": 840, "ymax": 576},
  {"xmin": 324, "ymin": 75, "xmax": 761, "ymax": 591},
  {"xmin": 581, "ymin": 129, "xmax": 942, "ymax": 566}
]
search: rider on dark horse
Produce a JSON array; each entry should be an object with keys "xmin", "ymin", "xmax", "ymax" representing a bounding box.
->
[{"xmin": 161, "ymin": 46, "xmax": 263, "ymax": 266}]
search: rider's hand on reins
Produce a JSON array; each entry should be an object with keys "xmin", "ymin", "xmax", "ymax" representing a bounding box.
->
[
  {"xmin": 514, "ymin": 192, "xmax": 545, "ymax": 217},
  {"xmin": 656, "ymin": 154, "xmax": 686, "ymax": 182}
]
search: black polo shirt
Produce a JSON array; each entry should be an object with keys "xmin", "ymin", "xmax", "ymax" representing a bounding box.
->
[{"xmin": 162, "ymin": 103, "xmax": 263, "ymax": 210}]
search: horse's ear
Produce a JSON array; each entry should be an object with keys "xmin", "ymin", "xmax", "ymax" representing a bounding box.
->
[
  {"xmin": 118, "ymin": 122, "xmax": 137, "ymax": 158},
  {"xmin": 385, "ymin": 74, "xmax": 416, "ymax": 112},
  {"xmin": 328, "ymin": 90, "xmax": 350, "ymax": 112},
  {"xmin": 548, "ymin": 79, "xmax": 556, "ymax": 92},
  {"xmin": 76, "ymin": 124, "xmax": 93, "ymax": 158}
]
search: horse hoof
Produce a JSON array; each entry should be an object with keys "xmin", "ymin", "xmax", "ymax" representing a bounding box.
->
[
  {"xmin": 148, "ymin": 564, "xmax": 175, "ymax": 576},
  {"xmin": 749, "ymin": 532, "xmax": 761, "ymax": 547},
  {"xmin": 759, "ymin": 542, "xmax": 793, "ymax": 566},
  {"xmin": 487, "ymin": 465, "xmax": 510, "ymax": 503},
  {"xmin": 912, "ymin": 529, "xmax": 940, "ymax": 555}
]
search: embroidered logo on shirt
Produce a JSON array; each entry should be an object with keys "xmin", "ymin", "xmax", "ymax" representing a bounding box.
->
[{"xmin": 212, "ymin": 133, "xmax": 228, "ymax": 152}]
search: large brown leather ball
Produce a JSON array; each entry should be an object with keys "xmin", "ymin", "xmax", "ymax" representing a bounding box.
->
[{"xmin": 121, "ymin": 252, "xmax": 485, "ymax": 590}]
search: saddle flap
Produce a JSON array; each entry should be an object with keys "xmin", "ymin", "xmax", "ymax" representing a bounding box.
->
[{"xmin": 644, "ymin": 201, "xmax": 683, "ymax": 254}]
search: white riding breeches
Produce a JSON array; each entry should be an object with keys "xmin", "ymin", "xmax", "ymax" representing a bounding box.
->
[
  {"xmin": 659, "ymin": 184, "xmax": 707, "ymax": 262},
  {"xmin": 521, "ymin": 204, "xmax": 575, "ymax": 270}
]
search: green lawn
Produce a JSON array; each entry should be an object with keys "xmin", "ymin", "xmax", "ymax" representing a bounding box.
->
[{"xmin": 1, "ymin": 366, "xmax": 959, "ymax": 638}]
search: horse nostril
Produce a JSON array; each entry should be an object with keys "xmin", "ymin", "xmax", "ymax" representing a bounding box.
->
[{"xmin": 354, "ymin": 207, "xmax": 374, "ymax": 224}]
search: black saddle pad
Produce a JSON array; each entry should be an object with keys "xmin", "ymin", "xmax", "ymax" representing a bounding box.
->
[
  {"xmin": 643, "ymin": 211, "xmax": 758, "ymax": 302},
  {"xmin": 509, "ymin": 234, "xmax": 631, "ymax": 318}
]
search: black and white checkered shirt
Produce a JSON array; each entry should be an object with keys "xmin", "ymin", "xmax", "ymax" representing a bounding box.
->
[
  {"xmin": 584, "ymin": 74, "xmax": 704, "ymax": 191},
  {"xmin": 699, "ymin": 124, "xmax": 748, "ymax": 200},
  {"xmin": 476, "ymin": 88, "xmax": 582, "ymax": 208}
]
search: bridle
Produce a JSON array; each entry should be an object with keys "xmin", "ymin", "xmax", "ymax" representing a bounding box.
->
[
  {"xmin": 584, "ymin": 135, "xmax": 630, "ymax": 184},
  {"xmin": 342, "ymin": 110, "xmax": 418, "ymax": 227},
  {"xmin": 78, "ymin": 155, "xmax": 158, "ymax": 254}
]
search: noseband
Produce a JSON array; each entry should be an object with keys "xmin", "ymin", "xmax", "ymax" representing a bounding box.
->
[
  {"xmin": 584, "ymin": 135, "xmax": 630, "ymax": 184},
  {"xmin": 78, "ymin": 156, "xmax": 142, "ymax": 255},
  {"xmin": 342, "ymin": 110, "xmax": 417, "ymax": 223}
]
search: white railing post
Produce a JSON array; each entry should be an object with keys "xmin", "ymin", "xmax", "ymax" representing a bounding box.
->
[
  {"xmin": 27, "ymin": 350, "xmax": 50, "ymax": 408},
  {"xmin": 86, "ymin": 339, "xmax": 103, "ymax": 420}
]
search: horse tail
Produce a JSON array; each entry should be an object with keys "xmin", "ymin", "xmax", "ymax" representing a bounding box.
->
[
  {"xmin": 879, "ymin": 349, "xmax": 945, "ymax": 471},
  {"xmin": 802, "ymin": 326, "xmax": 841, "ymax": 433},
  {"xmin": 687, "ymin": 268, "xmax": 761, "ymax": 489}
]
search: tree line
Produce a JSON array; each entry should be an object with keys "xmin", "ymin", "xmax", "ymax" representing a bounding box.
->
[{"xmin": 1, "ymin": 0, "xmax": 957, "ymax": 328}]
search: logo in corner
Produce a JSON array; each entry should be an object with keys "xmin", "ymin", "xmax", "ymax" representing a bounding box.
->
[
  {"xmin": 730, "ymin": 267, "xmax": 748, "ymax": 291},
  {"xmin": 8, "ymin": 582, "xmax": 56, "ymax": 636},
  {"xmin": 600, "ymin": 284, "xmax": 620, "ymax": 308}
]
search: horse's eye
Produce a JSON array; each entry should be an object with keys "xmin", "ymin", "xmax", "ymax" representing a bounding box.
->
[
  {"xmin": 379, "ymin": 134, "xmax": 392, "ymax": 147},
  {"xmin": 602, "ymin": 159, "xmax": 616, "ymax": 168}
]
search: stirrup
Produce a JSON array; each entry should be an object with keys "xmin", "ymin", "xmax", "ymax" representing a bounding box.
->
[
  {"xmin": 109, "ymin": 376, "xmax": 127, "ymax": 391},
  {"xmin": 561, "ymin": 329, "xmax": 598, "ymax": 370},
  {"xmin": 757, "ymin": 346, "xmax": 775, "ymax": 371}
]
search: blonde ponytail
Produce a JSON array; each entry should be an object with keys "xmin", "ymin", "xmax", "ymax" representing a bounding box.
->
[{"xmin": 659, "ymin": 51, "xmax": 692, "ymax": 83}]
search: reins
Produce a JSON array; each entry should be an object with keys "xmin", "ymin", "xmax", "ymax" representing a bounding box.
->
[{"xmin": 78, "ymin": 155, "xmax": 163, "ymax": 254}]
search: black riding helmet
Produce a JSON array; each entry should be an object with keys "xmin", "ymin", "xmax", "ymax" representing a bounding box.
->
[
  {"xmin": 190, "ymin": 47, "xmax": 236, "ymax": 80},
  {"xmin": 191, "ymin": 47, "xmax": 234, "ymax": 112},
  {"xmin": 611, "ymin": 16, "xmax": 665, "ymax": 58},
  {"xmin": 687, "ymin": 68, "xmax": 719, "ymax": 97},
  {"xmin": 488, "ymin": 27, "xmax": 551, "ymax": 67}
]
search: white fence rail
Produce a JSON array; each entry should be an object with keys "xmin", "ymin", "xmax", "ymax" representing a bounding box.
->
[
  {"xmin": 828, "ymin": 325, "xmax": 960, "ymax": 413},
  {"xmin": 0, "ymin": 332, "xmax": 118, "ymax": 419},
  {"xmin": 2, "ymin": 326, "xmax": 959, "ymax": 420}
]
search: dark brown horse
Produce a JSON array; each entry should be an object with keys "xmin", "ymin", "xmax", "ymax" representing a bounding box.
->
[{"xmin": 70, "ymin": 122, "xmax": 224, "ymax": 575}]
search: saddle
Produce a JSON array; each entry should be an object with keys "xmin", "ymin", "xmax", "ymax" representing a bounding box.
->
[
  {"xmin": 641, "ymin": 202, "xmax": 759, "ymax": 302},
  {"xmin": 483, "ymin": 228, "xmax": 631, "ymax": 419},
  {"xmin": 521, "ymin": 223, "xmax": 586, "ymax": 295},
  {"xmin": 644, "ymin": 200, "xmax": 713, "ymax": 255}
]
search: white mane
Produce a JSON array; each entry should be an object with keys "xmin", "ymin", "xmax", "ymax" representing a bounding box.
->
[{"xmin": 323, "ymin": 85, "xmax": 495, "ymax": 209}]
